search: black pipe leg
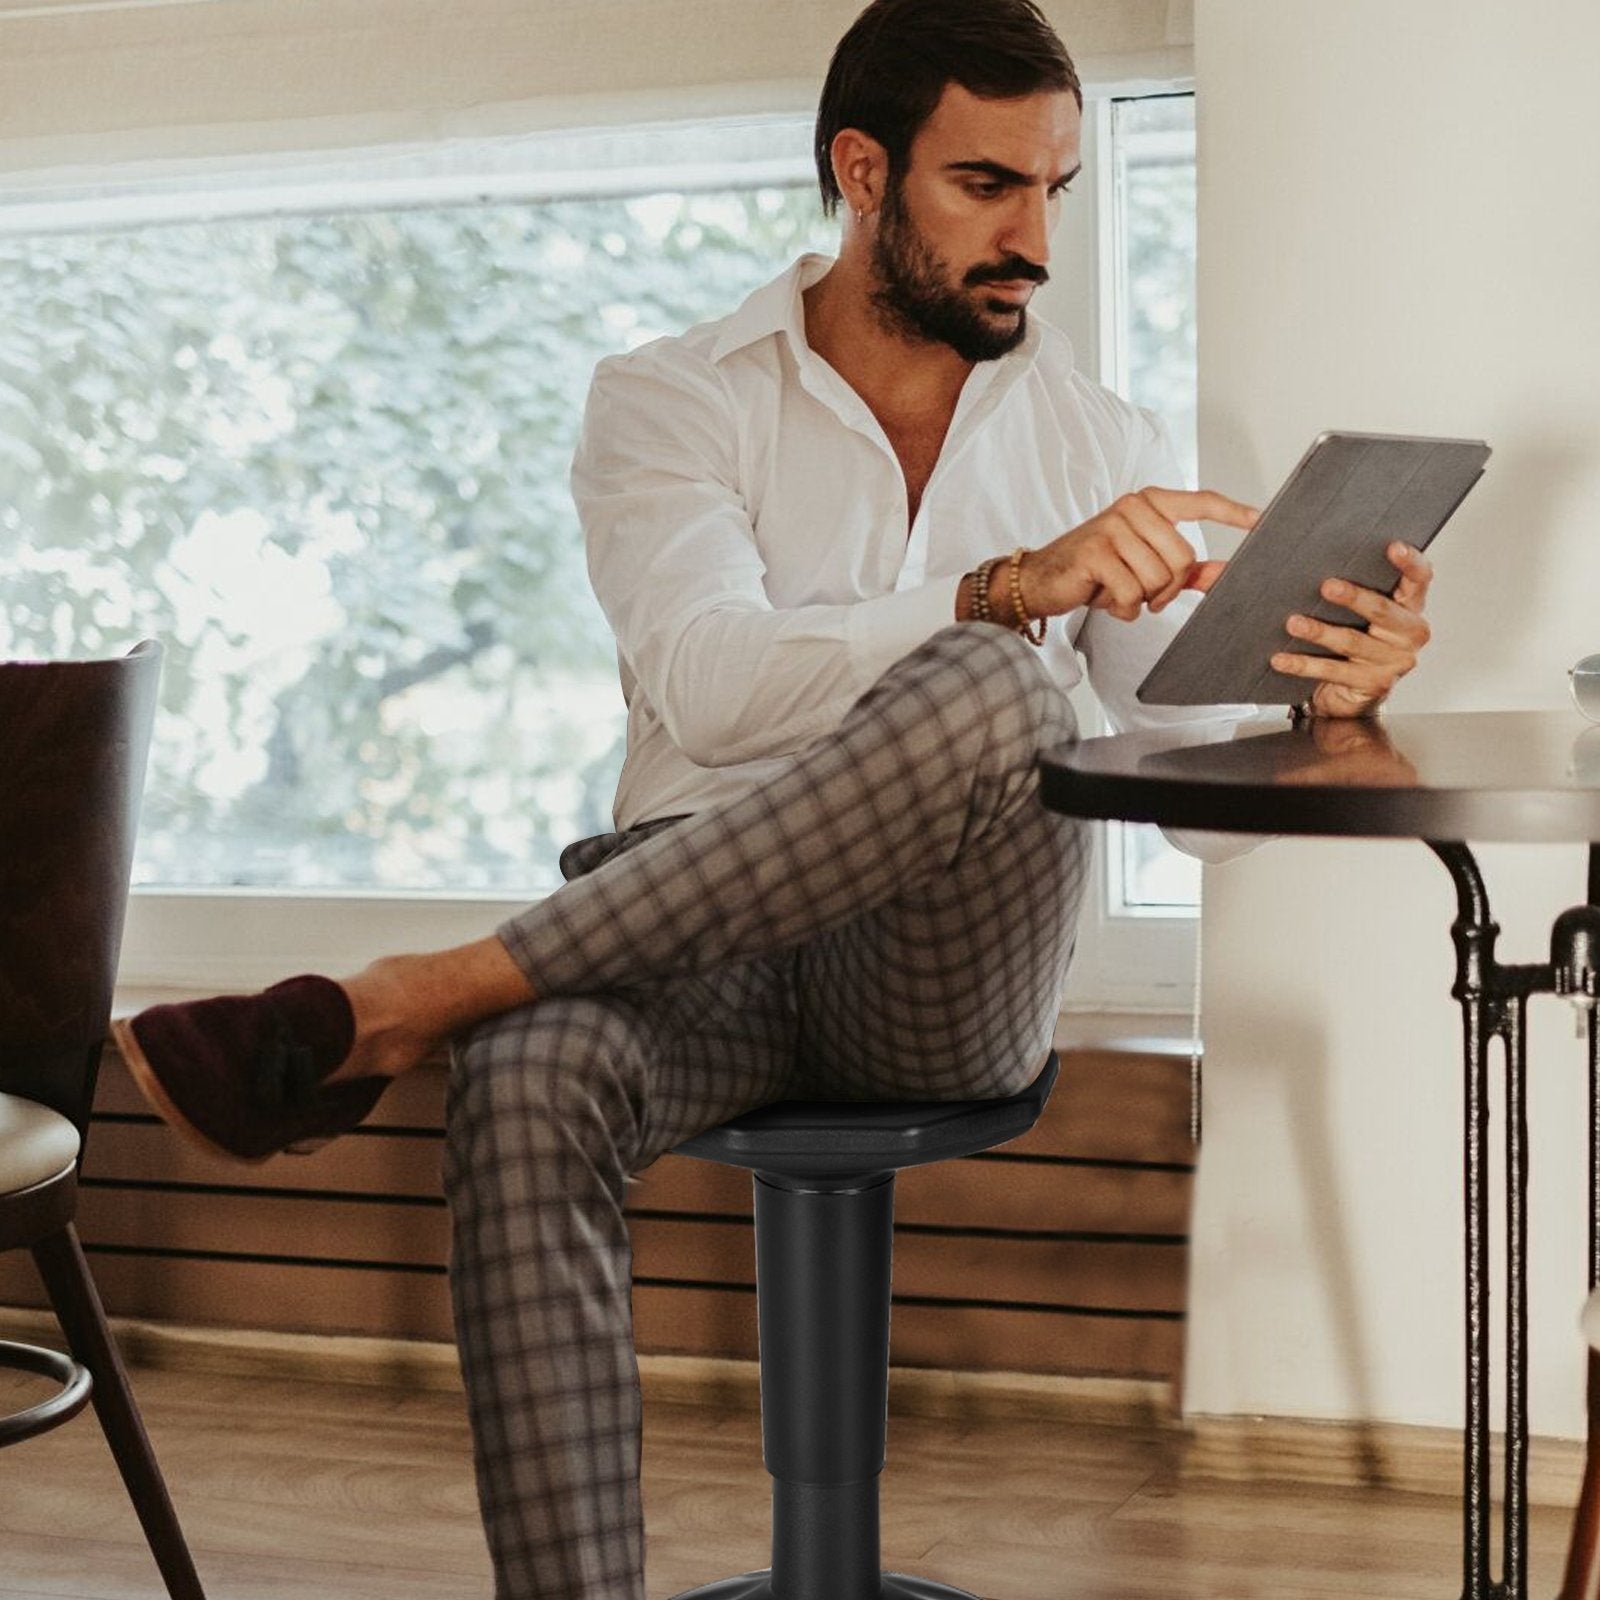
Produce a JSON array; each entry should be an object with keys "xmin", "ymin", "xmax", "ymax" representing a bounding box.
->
[
  {"xmin": 1590, "ymin": 999, "xmax": 1600, "ymax": 1294},
  {"xmin": 1504, "ymin": 1001, "xmax": 1530, "ymax": 1600},
  {"xmin": 1462, "ymin": 997, "xmax": 1494, "ymax": 1600},
  {"xmin": 1430, "ymin": 841, "xmax": 1500, "ymax": 1600},
  {"xmin": 673, "ymin": 1170, "xmax": 980, "ymax": 1600},
  {"xmin": 757, "ymin": 1172, "xmax": 893, "ymax": 1600}
]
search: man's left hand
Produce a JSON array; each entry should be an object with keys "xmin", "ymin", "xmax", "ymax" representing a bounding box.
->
[{"xmin": 1270, "ymin": 540, "xmax": 1434, "ymax": 718}]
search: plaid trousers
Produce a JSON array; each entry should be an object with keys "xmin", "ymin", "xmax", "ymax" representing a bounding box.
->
[{"xmin": 442, "ymin": 623, "xmax": 1087, "ymax": 1599}]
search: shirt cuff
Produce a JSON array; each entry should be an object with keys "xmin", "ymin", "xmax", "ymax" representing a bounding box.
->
[
  {"xmin": 844, "ymin": 574, "xmax": 965, "ymax": 693},
  {"xmin": 1161, "ymin": 827, "xmax": 1268, "ymax": 864}
]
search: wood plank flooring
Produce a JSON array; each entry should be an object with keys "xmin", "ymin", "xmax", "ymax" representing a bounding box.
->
[{"xmin": 0, "ymin": 1361, "xmax": 1574, "ymax": 1599}]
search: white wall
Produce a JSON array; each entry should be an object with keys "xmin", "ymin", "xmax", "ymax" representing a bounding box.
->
[{"xmin": 1188, "ymin": 0, "xmax": 1600, "ymax": 1435}]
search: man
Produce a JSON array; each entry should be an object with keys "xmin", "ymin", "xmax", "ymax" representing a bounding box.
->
[{"xmin": 115, "ymin": 2, "xmax": 1434, "ymax": 1594}]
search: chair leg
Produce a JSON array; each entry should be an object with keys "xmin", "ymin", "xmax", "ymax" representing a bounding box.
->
[
  {"xmin": 31, "ymin": 1224, "xmax": 207, "ymax": 1600},
  {"xmin": 1561, "ymin": 1349, "xmax": 1600, "ymax": 1600}
]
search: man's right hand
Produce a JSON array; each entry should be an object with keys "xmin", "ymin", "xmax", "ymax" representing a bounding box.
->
[{"xmin": 1020, "ymin": 488, "xmax": 1259, "ymax": 623}]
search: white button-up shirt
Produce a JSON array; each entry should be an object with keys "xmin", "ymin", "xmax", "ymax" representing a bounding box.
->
[{"xmin": 573, "ymin": 253, "xmax": 1230, "ymax": 831}]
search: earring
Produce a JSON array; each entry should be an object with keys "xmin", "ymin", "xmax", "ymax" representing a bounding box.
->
[{"xmin": 855, "ymin": 206, "xmax": 866, "ymax": 224}]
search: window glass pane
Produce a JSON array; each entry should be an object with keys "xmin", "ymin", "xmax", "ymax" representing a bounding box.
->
[
  {"xmin": 1109, "ymin": 92, "xmax": 1201, "ymax": 916},
  {"xmin": 1, "ymin": 175, "xmax": 834, "ymax": 892},
  {"xmin": 1117, "ymin": 817, "xmax": 1203, "ymax": 913},
  {"xmin": 1113, "ymin": 92, "xmax": 1197, "ymax": 480}
]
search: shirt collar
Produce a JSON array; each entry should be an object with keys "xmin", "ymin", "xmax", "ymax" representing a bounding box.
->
[
  {"xmin": 708, "ymin": 253, "xmax": 829, "ymax": 364},
  {"xmin": 707, "ymin": 252, "xmax": 1050, "ymax": 379}
]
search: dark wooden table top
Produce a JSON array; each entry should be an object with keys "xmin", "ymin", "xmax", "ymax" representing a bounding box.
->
[{"xmin": 1039, "ymin": 710, "xmax": 1600, "ymax": 842}]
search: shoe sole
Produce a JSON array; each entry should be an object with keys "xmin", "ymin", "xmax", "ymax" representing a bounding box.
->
[{"xmin": 111, "ymin": 1015, "xmax": 274, "ymax": 1166}]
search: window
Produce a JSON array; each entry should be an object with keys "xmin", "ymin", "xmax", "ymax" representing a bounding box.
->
[
  {"xmin": 1061, "ymin": 90, "xmax": 1199, "ymax": 1011},
  {"xmin": 4, "ymin": 98, "xmax": 1201, "ymax": 1004},
  {"xmin": 1104, "ymin": 93, "xmax": 1200, "ymax": 919},
  {"xmin": 0, "ymin": 122, "xmax": 834, "ymax": 900}
]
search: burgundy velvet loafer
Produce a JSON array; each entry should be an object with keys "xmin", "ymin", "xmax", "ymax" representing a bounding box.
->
[{"xmin": 112, "ymin": 975, "xmax": 387, "ymax": 1163}]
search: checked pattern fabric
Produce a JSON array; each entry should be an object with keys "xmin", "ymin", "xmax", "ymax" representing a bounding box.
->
[{"xmin": 442, "ymin": 623, "xmax": 1088, "ymax": 1599}]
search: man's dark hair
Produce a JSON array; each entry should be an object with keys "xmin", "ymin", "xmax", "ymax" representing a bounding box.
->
[{"xmin": 815, "ymin": 0, "xmax": 1082, "ymax": 217}]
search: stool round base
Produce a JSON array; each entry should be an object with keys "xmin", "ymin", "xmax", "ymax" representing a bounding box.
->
[{"xmin": 670, "ymin": 1570, "xmax": 980, "ymax": 1600}]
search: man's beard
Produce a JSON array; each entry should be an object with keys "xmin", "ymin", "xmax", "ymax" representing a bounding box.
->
[{"xmin": 868, "ymin": 180, "xmax": 1045, "ymax": 363}]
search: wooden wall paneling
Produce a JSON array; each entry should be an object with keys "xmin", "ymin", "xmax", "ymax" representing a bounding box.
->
[
  {"xmin": 884, "ymin": 1300, "xmax": 1185, "ymax": 1379},
  {"xmin": 1004, "ymin": 1051, "xmax": 1197, "ymax": 1164},
  {"xmin": 72, "ymin": 1185, "xmax": 450, "ymax": 1268},
  {"xmin": 627, "ymin": 1217, "xmax": 1187, "ymax": 1315},
  {"xmin": 88, "ymin": 1047, "xmax": 451, "ymax": 1130},
  {"xmin": 897, "ymin": 1156, "xmax": 1192, "ymax": 1235},
  {"xmin": 83, "ymin": 1120, "xmax": 448, "ymax": 1198},
  {"xmin": 634, "ymin": 1152, "xmax": 1194, "ymax": 1236},
  {"xmin": 0, "ymin": 1256, "xmax": 1182, "ymax": 1378},
  {"xmin": 632, "ymin": 1284, "xmax": 1184, "ymax": 1379},
  {"xmin": 0, "ymin": 1250, "xmax": 456, "ymax": 1342},
  {"xmin": 0, "ymin": 1043, "xmax": 1198, "ymax": 1380}
]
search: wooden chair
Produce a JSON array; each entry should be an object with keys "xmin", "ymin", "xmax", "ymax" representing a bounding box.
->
[
  {"xmin": 1561, "ymin": 1288, "xmax": 1600, "ymax": 1598},
  {"xmin": 0, "ymin": 641, "xmax": 206, "ymax": 1599}
]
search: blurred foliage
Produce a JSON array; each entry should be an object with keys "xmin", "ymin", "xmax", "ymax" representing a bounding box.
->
[
  {"xmin": 1119, "ymin": 94, "xmax": 1198, "ymax": 486},
  {"xmin": 0, "ymin": 111, "xmax": 1195, "ymax": 898},
  {"xmin": 0, "ymin": 186, "xmax": 835, "ymax": 889},
  {"xmin": 1112, "ymin": 95, "xmax": 1201, "ymax": 911}
]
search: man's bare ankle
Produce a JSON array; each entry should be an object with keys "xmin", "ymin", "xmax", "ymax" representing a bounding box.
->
[
  {"xmin": 330, "ymin": 958, "xmax": 431, "ymax": 1080},
  {"xmin": 331, "ymin": 942, "xmax": 535, "ymax": 1082}
]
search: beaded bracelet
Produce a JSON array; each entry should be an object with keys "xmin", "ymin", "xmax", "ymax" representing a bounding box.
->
[
  {"xmin": 970, "ymin": 556, "xmax": 1009, "ymax": 625},
  {"xmin": 1008, "ymin": 546, "xmax": 1047, "ymax": 647},
  {"xmin": 968, "ymin": 557, "xmax": 994, "ymax": 623}
]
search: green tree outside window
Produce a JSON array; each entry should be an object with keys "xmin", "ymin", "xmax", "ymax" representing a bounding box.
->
[{"xmin": 0, "ymin": 187, "xmax": 835, "ymax": 891}]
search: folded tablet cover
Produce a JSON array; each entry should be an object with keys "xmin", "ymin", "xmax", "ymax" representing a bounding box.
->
[{"xmin": 1137, "ymin": 431, "xmax": 1489, "ymax": 706}]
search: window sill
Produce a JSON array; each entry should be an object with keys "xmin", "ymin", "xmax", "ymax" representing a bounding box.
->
[
  {"xmin": 117, "ymin": 886, "xmax": 542, "ymax": 994},
  {"xmin": 1054, "ymin": 1009, "xmax": 1200, "ymax": 1054}
]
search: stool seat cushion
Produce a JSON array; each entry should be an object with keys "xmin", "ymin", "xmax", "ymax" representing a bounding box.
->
[
  {"xmin": 677, "ymin": 1055, "xmax": 1057, "ymax": 1178},
  {"xmin": 0, "ymin": 1093, "xmax": 80, "ymax": 1196}
]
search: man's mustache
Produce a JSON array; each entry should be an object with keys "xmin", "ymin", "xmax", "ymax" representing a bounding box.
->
[{"xmin": 965, "ymin": 259, "xmax": 1049, "ymax": 287}]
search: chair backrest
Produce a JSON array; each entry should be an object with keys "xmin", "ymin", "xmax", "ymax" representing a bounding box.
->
[{"xmin": 0, "ymin": 642, "xmax": 162, "ymax": 1133}]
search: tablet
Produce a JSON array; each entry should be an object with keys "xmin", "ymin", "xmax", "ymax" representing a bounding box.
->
[{"xmin": 1135, "ymin": 430, "xmax": 1490, "ymax": 706}]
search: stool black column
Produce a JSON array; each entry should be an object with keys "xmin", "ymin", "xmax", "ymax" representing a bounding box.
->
[{"xmin": 670, "ymin": 1054, "xmax": 1059, "ymax": 1600}]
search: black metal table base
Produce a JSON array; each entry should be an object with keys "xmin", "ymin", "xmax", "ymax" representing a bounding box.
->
[{"xmin": 1428, "ymin": 840, "xmax": 1600, "ymax": 1600}]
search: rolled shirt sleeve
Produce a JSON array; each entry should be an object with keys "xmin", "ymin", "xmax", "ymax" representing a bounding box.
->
[{"xmin": 1074, "ymin": 406, "xmax": 1264, "ymax": 863}]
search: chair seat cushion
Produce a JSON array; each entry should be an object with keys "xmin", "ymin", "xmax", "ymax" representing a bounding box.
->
[
  {"xmin": 676, "ymin": 1054, "xmax": 1058, "ymax": 1178},
  {"xmin": 0, "ymin": 1093, "xmax": 79, "ymax": 1196}
]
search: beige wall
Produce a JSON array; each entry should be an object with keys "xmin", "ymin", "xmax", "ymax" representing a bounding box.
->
[
  {"xmin": 0, "ymin": 0, "xmax": 1190, "ymax": 174},
  {"xmin": 1188, "ymin": 0, "xmax": 1600, "ymax": 1434}
]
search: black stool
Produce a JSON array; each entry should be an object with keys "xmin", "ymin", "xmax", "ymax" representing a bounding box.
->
[{"xmin": 670, "ymin": 1053, "xmax": 1059, "ymax": 1600}]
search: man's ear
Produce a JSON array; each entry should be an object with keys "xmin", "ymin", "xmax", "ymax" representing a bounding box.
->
[{"xmin": 830, "ymin": 127, "xmax": 890, "ymax": 217}]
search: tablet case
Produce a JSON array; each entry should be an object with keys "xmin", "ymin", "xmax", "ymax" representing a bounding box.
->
[{"xmin": 1136, "ymin": 431, "xmax": 1490, "ymax": 706}]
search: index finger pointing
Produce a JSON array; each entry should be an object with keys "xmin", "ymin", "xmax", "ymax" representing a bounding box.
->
[{"xmin": 1142, "ymin": 488, "xmax": 1261, "ymax": 531}]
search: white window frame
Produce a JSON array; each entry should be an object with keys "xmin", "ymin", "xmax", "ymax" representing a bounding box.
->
[
  {"xmin": 6, "ymin": 94, "xmax": 1199, "ymax": 1010},
  {"xmin": 1058, "ymin": 87, "xmax": 1200, "ymax": 1017}
]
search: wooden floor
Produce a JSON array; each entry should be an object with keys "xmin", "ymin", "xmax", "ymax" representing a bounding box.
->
[{"xmin": 0, "ymin": 1362, "xmax": 1574, "ymax": 1600}]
